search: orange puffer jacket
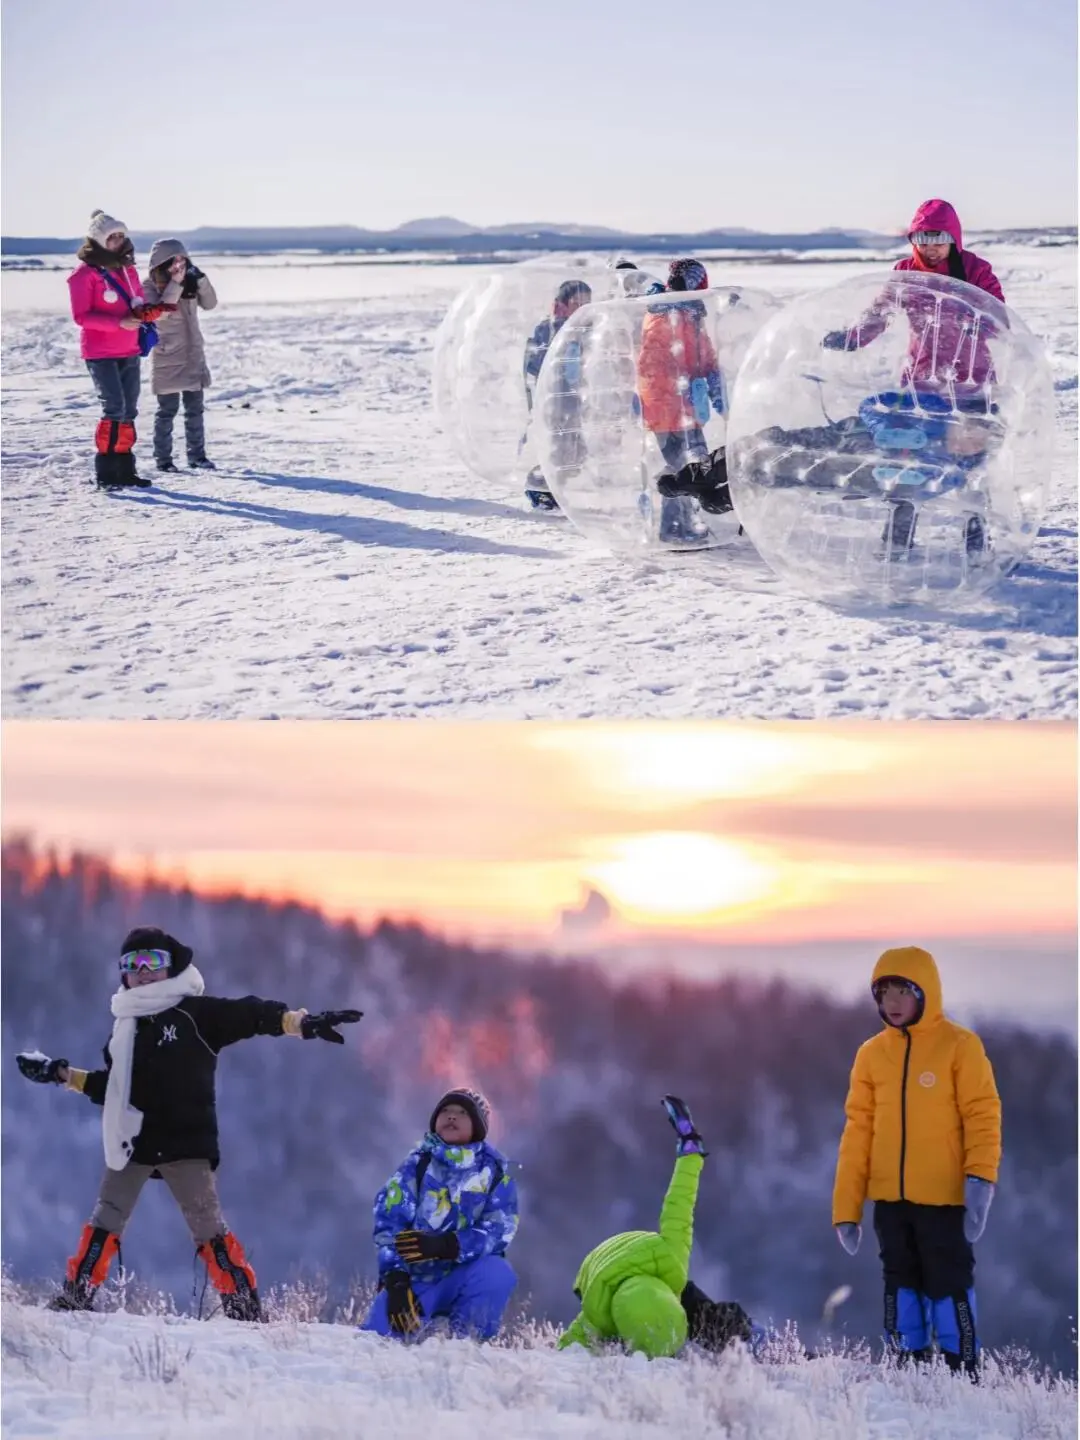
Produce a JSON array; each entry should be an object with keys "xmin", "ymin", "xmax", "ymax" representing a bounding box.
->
[
  {"xmin": 832, "ymin": 947, "xmax": 1001, "ymax": 1224},
  {"xmin": 636, "ymin": 303, "xmax": 719, "ymax": 434}
]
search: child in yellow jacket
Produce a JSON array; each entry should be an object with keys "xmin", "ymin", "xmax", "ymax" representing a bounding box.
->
[{"xmin": 832, "ymin": 947, "xmax": 1001, "ymax": 1375}]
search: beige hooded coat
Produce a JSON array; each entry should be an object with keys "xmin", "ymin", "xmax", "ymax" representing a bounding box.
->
[{"xmin": 142, "ymin": 238, "xmax": 218, "ymax": 395}]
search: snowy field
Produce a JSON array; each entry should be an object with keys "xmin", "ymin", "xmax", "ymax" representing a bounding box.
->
[
  {"xmin": 2, "ymin": 245, "xmax": 1076, "ymax": 720},
  {"xmin": 2, "ymin": 1301, "xmax": 1075, "ymax": 1440}
]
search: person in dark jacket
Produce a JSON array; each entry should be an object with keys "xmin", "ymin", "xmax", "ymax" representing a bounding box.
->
[
  {"xmin": 521, "ymin": 278, "xmax": 593, "ymax": 511},
  {"xmin": 16, "ymin": 927, "xmax": 362, "ymax": 1319}
]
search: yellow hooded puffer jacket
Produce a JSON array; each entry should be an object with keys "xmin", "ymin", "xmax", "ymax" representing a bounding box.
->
[{"xmin": 832, "ymin": 947, "xmax": 1001, "ymax": 1225}]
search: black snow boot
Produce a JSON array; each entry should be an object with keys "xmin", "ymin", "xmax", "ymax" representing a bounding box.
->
[
  {"xmin": 681, "ymin": 1281, "xmax": 754, "ymax": 1353},
  {"xmin": 47, "ymin": 1279, "xmax": 97, "ymax": 1312},
  {"xmin": 118, "ymin": 453, "xmax": 152, "ymax": 488},
  {"xmin": 48, "ymin": 1225, "xmax": 120, "ymax": 1310},
  {"xmin": 881, "ymin": 499, "xmax": 918, "ymax": 554},
  {"xmin": 964, "ymin": 515, "xmax": 989, "ymax": 557},
  {"xmin": 95, "ymin": 453, "xmax": 127, "ymax": 490},
  {"xmin": 156, "ymin": 458, "xmax": 181, "ymax": 473},
  {"xmin": 200, "ymin": 1234, "xmax": 264, "ymax": 1322}
]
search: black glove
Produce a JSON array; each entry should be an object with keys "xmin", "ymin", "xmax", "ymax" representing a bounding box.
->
[
  {"xmin": 299, "ymin": 1009, "xmax": 363, "ymax": 1044},
  {"xmin": 180, "ymin": 263, "xmax": 205, "ymax": 299},
  {"xmin": 394, "ymin": 1229, "xmax": 460, "ymax": 1264},
  {"xmin": 822, "ymin": 330, "xmax": 853, "ymax": 352},
  {"xmin": 663, "ymin": 1095, "xmax": 707, "ymax": 1157},
  {"xmin": 383, "ymin": 1270, "xmax": 423, "ymax": 1334},
  {"xmin": 17, "ymin": 1052, "xmax": 68, "ymax": 1085}
]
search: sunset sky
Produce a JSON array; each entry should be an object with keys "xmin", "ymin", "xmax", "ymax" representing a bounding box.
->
[{"xmin": 4, "ymin": 721, "xmax": 1074, "ymax": 958}]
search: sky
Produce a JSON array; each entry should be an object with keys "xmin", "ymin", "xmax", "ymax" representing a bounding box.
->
[
  {"xmin": 4, "ymin": 720, "xmax": 1075, "ymax": 953},
  {"xmin": 2, "ymin": 0, "xmax": 1076, "ymax": 237}
]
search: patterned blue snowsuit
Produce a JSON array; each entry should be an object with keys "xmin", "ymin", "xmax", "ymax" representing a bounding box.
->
[{"xmin": 361, "ymin": 1134, "xmax": 519, "ymax": 1340}]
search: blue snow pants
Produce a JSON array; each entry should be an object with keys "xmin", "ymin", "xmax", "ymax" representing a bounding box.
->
[
  {"xmin": 874, "ymin": 1201, "xmax": 978, "ymax": 1374},
  {"xmin": 362, "ymin": 1255, "xmax": 517, "ymax": 1341}
]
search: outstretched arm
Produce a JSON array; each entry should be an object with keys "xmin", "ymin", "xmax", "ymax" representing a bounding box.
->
[
  {"xmin": 195, "ymin": 997, "xmax": 361, "ymax": 1049},
  {"xmin": 16, "ymin": 1050, "xmax": 109, "ymax": 1105}
]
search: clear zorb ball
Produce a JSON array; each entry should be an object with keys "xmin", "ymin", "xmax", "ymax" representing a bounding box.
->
[
  {"xmin": 725, "ymin": 271, "xmax": 1055, "ymax": 604},
  {"xmin": 432, "ymin": 255, "xmax": 615, "ymax": 492},
  {"xmin": 531, "ymin": 287, "xmax": 782, "ymax": 553},
  {"xmin": 432, "ymin": 271, "xmax": 498, "ymax": 472}
]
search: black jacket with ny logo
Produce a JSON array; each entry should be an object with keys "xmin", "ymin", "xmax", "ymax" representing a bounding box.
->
[{"xmin": 82, "ymin": 996, "xmax": 288, "ymax": 1169}]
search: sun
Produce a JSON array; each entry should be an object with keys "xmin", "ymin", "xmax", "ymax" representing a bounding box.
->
[{"xmin": 582, "ymin": 831, "xmax": 777, "ymax": 923}]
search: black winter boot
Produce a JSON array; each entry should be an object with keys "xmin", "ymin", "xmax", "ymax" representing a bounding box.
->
[
  {"xmin": 95, "ymin": 453, "xmax": 126, "ymax": 490},
  {"xmin": 199, "ymin": 1233, "xmax": 264, "ymax": 1322},
  {"xmin": 48, "ymin": 1225, "xmax": 119, "ymax": 1310},
  {"xmin": 119, "ymin": 453, "xmax": 152, "ymax": 489},
  {"xmin": 681, "ymin": 1281, "xmax": 754, "ymax": 1352}
]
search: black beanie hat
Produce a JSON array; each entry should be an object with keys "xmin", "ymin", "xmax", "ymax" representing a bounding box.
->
[
  {"xmin": 429, "ymin": 1088, "xmax": 491, "ymax": 1143},
  {"xmin": 120, "ymin": 927, "xmax": 193, "ymax": 975}
]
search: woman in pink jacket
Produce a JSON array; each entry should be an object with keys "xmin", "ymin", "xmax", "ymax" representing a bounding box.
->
[
  {"xmin": 825, "ymin": 199, "xmax": 1006, "ymax": 395},
  {"xmin": 68, "ymin": 210, "xmax": 163, "ymax": 490}
]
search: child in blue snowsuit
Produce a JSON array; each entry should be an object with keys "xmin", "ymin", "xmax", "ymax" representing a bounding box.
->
[{"xmin": 361, "ymin": 1087, "xmax": 519, "ymax": 1341}]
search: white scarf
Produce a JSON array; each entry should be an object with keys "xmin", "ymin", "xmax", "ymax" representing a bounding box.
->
[{"xmin": 104, "ymin": 966, "xmax": 205, "ymax": 1170}]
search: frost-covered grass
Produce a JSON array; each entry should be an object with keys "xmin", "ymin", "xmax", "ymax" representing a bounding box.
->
[{"xmin": 1, "ymin": 1284, "xmax": 1074, "ymax": 1440}]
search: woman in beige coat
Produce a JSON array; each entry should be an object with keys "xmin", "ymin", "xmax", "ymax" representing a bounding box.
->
[{"xmin": 142, "ymin": 239, "xmax": 218, "ymax": 472}]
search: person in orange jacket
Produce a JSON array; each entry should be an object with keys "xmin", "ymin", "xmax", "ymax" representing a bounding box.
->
[
  {"xmin": 832, "ymin": 947, "xmax": 1001, "ymax": 1376},
  {"xmin": 635, "ymin": 259, "xmax": 728, "ymax": 543}
]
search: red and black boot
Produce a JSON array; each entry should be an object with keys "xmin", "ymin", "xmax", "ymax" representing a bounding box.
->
[
  {"xmin": 197, "ymin": 1232, "xmax": 263, "ymax": 1321},
  {"xmin": 113, "ymin": 421, "xmax": 151, "ymax": 489},
  {"xmin": 49, "ymin": 1224, "xmax": 120, "ymax": 1311},
  {"xmin": 94, "ymin": 420, "xmax": 150, "ymax": 489}
]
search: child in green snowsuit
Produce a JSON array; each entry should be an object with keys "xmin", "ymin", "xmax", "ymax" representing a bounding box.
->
[{"xmin": 558, "ymin": 1096, "xmax": 707, "ymax": 1358}]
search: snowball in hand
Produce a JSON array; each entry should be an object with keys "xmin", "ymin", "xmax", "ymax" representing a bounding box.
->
[
  {"xmin": 725, "ymin": 271, "xmax": 1054, "ymax": 605},
  {"xmin": 531, "ymin": 287, "xmax": 782, "ymax": 555},
  {"xmin": 432, "ymin": 256, "xmax": 615, "ymax": 490}
]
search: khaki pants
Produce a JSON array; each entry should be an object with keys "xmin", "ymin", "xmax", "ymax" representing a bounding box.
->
[{"xmin": 90, "ymin": 1159, "xmax": 226, "ymax": 1243}]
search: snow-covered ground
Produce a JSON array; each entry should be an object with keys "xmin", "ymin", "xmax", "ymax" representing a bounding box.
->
[
  {"xmin": 2, "ymin": 246, "xmax": 1076, "ymax": 719},
  {"xmin": 2, "ymin": 1302, "xmax": 1074, "ymax": 1440}
]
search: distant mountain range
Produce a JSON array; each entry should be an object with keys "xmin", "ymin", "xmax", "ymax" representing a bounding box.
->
[
  {"xmin": 1, "ymin": 216, "xmax": 902, "ymax": 257},
  {"xmin": 3, "ymin": 218, "xmax": 1073, "ymax": 258}
]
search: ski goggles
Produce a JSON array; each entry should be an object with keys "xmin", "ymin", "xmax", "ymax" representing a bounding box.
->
[
  {"xmin": 871, "ymin": 976, "xmax": 924, "ymax": 1003},
  {"xmin": 910, "ymin": 230, "xmax": 953, "ymax": 246},
  {"xmin": 119, "ymin": 947, "xmax": 172, "ymax": 974}
]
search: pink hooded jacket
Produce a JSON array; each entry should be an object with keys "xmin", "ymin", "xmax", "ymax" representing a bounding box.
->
[
  {"xmin": 847, "ymin": 200, "xmax": 1005, "ymax": 388},
  {"xmin": 68, "ymin": 262, "xmax": 146, "ymax": 361},
  {"xmin": 894, "ymin": 199, "xmax": 1003, "ymax": 300}
]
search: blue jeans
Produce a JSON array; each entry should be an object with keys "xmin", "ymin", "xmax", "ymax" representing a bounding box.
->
[
  {"xmin": 86, "ymin": 357, "xmax": 140, "ymax": 422},
  {"xmin": 656, "ymin": 427, "xmax": 708, "ymax": 472},
  {"xmin": 361, "ymin": 1255, "xmax": 516, "ymax": 1341},
  {"xmin": 154, "ymin": 390, "xmax": 207, "ymax": 462}
]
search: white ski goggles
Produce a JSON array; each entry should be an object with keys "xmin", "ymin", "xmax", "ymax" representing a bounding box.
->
[{"xmin": 910, "ymin": 230, "xmax": 953, "ymax": 246}]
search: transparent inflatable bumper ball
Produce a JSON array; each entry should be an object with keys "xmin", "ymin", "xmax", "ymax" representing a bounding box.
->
[
  {"xmin": 532, "ymin": 286, "xmax": 783, "ymax": 555},
  {"xmin": 725, "ymin": 270, "xmax": 1054, "ymax": 605}
]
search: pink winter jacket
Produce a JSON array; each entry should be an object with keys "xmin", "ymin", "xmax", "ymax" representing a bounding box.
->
[
  {"xmin": 68, "ymin": 262, "xmax": 145, "ymax": 361},
  {"xmin": 847, "ymin": 200, "xmax": 1006, "ymax": 388}
]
